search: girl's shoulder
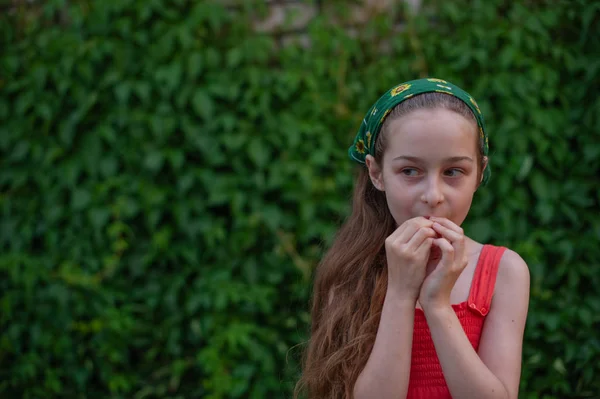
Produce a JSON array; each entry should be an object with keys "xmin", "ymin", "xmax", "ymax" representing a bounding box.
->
[
  {"xmin": 495, "ymin": 246, "xmax": 530, "ymax": 291},
  {"xmin": 471, "ymin": 240, "xmax": 529, "ymax": 276},
  {"xmin": 474, "ymin": 244, "xmax": 530, "ymax": 307},
  {"xmin": 470, "ymin": 240, "xmax": 530, "ymax": 295}
]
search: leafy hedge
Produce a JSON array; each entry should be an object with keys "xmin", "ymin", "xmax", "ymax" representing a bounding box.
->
[{"xmin": 1, "ymin": 0, "xmax": 598, "ymax": 398}]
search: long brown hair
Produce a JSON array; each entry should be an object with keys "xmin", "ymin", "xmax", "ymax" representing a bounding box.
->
[{"xmin": 294, "ymin": 92, "xmax": 484, "ymax": 399}]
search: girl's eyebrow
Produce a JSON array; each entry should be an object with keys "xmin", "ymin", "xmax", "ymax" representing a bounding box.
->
[{"xmin": 392, "ymin": 155, "xmax": 474, "ymax": 163}]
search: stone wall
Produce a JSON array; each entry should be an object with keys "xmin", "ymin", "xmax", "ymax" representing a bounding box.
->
[{"xmin": 229, "ymin": 0, "xmax": 422, "ymax": 46}]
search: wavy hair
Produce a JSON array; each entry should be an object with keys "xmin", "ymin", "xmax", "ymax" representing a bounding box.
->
[{"xmin": 294, "ymin": 92, "xmax": 484, "ymax": 399}]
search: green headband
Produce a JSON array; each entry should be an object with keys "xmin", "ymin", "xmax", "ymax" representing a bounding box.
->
[{"xmin": 349, "ymin": 78, "xmax": 490, "ymax": 185}]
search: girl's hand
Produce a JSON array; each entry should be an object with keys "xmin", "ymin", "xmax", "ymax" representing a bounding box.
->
[
  {"xmin": 419, "ymin": 217, "xmax": 469, "ymax": 310},
  {"xmin": 385, "ymin": 217, "xmax": 436, "ymax": 301}
]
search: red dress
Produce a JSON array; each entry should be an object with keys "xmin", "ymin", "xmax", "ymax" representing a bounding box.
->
[{"xmin": 406, "ymin": 244, "xmax": 506, "ymax": 399}]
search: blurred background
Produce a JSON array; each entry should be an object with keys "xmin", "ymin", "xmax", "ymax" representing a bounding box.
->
[{"xmin": 1, "ymin": 0, "xmax": 599, "ymax": 398}]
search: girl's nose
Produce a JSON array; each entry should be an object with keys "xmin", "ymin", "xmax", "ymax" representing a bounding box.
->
[{"xmin": 420, "ymin": 177, "xmax": 444, "ymax": 206}]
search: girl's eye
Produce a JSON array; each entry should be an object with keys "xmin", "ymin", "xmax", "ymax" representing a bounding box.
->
[
  {"xmin": 444, "ymin": 168, "xmax": 463, "ymax": 177},
  {"xmin": 400, "ymin": 168, "xmax": 419, "ymax": 176}
]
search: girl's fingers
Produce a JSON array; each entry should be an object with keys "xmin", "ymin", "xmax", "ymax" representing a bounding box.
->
[
  {"xmin": 407, "ymin": 226, "xmax": 436, "ymax": 248},
  {"xmin": 432, "ymin": 237, "xmax": 455, "ymax": 265},
  {"xmin": 432, "ymin": 221, "xmax": 466, "ymax": 261},
  {"xmin": 416, "ymin": 237, "xmax": 435, "ymax": 257},
  {"xmin": 431, "ymin": 222, "xmax": 462, "ymax": 243},
  {"xmin": 389, "ymin": 217, "xmax": 433, "ymax": 244},
  {"xmin": 430, "ymin": 217, "xmax": 463, "ymax": 234}
]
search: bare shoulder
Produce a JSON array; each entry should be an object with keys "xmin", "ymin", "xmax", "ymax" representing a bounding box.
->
[
  {"xmin": 491, "ymin": 247, "xmax": 530, "ymax": 316},
  {"xmin": 496, "ymin": 248, "xmax": 530, "ymax": 291}
]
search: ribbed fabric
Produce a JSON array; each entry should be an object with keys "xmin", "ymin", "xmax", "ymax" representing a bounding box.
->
[{"xmin": 406, "ymin": 244, "xmax": 506, "ymax": 399}]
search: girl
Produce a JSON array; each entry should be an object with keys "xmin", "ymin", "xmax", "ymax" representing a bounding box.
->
[{"xmin": 295, "ymin": 78, "xmax": 530, "ymax": 398}]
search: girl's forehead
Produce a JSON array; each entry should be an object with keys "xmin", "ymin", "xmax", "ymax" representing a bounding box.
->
[{"xmin": 385, "ymin": 109, "xmax": 478, "ymax": 157}]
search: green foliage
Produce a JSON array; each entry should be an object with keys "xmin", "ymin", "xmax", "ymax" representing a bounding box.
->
[{"xmin": 1, "ymin": 0, "xmax": 598, "ymax": 397}]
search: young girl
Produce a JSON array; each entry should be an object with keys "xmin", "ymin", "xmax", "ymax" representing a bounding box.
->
[{"xmin": 295, "ymin": 78, "xmax": 530, "ymax": 399}]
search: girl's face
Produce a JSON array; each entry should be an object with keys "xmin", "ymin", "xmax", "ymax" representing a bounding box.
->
[{"xmin": 366, "ymin": 108, "xmax": 486, "ymax": 227}]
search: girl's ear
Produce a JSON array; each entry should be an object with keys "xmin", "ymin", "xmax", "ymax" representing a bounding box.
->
[
  {"xmin": 365, "ymin": 154, "xmax": 385, "ymax": 191},
  {"xmin": 478, "ymin": 156, "xmax": 489, "ymax": 186}
]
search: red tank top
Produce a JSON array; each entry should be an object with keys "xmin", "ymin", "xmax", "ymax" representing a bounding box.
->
[{"xmin": 406, "ymin": 244, "xmax": 506, "ymax": 399}]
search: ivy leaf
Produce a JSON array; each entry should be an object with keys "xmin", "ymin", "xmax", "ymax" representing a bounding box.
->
[
  {"xmin": 72, "ymin": 189, "xmax": 92, "ymax": 210},
  {"xmin": 191, "ymin": 91, "xmax": 214, "ymax": 120}
]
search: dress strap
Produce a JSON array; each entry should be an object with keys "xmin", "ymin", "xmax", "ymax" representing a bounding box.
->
[{"xmin": 467, "ymin": 245, "xmax": 507, "ymax": 316}]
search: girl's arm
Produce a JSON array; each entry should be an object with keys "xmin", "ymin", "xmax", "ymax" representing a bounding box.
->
[
  {"xmin": 424, "ymin": 249, "xmax": 530, "ymax": 399},
  {"xmin": 354, "ymin": 217, "xmax": 436, "ymax": 399},
  {"xmin": 353, "ymin": 286, "xmax": 416, "ymax": 399}
]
